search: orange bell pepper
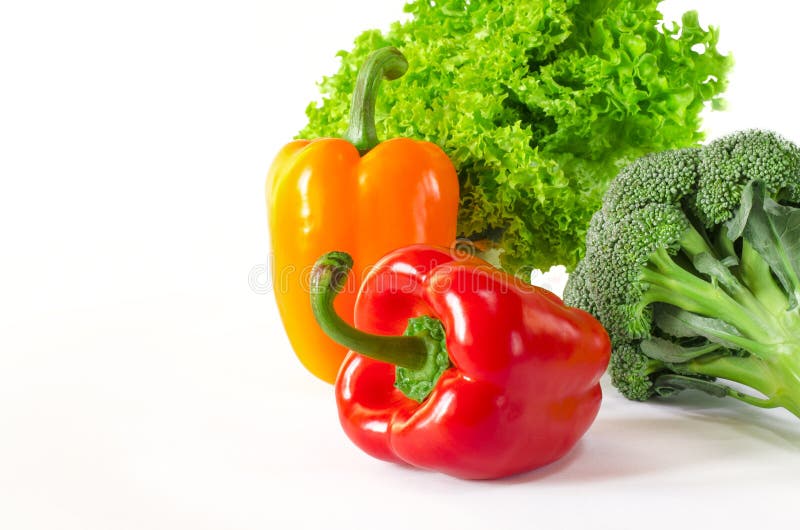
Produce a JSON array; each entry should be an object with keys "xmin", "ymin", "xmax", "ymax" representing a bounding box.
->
[{"xmin": 266, "ymin": 47, "xmax": 459, "ymax": 383}]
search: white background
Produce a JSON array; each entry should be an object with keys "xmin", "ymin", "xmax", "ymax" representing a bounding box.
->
[{"xmin": 2, "ymin": 1, "xmax": 799, "ymax": 529}]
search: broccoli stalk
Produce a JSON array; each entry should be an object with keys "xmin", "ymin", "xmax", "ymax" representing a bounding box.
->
[
  {"xmin": 564, "ymin": 130, "xmax": 800, "ymax": 419},
  {"xmin": 635, "ymin": 217, "xmax": 800, "ymax": 416}
]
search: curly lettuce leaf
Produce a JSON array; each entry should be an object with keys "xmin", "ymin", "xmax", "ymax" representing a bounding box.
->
[{"xmin": 300, "ymin": 0, "xmax": 732, "ymax": 273}]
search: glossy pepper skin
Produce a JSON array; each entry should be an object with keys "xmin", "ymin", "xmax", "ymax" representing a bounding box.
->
[
  {"xmin": 311, "ymin": 246, "xmax": 611, "ymax": 480},
  {"xmin": 267, "ymin": 48, "xmax": 459, "ymax": 383}
]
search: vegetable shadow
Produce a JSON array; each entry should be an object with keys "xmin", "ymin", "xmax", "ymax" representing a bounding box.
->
[{"xmin": 495, "ymin": 392, "xmax": 800, "ymax": 485}]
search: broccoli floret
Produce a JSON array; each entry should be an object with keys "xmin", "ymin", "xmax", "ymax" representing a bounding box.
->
[
  {"xmin": 563, "ymin": 258, "xmax": 596, "ymax": 315},
  {"xmin": 693, "ymin": 130, "xmax": 800, "ymax": 226},
  {"xmin": 608, "ymin": 342, "xmax": 661, "ymax": 402},
  {"xmin": 602, "ymin": 147, "xmax": 699, "ymax": 221},
  {"xmin": 565, "ymin": 129, "xmax": 800, "ymax": 419}
]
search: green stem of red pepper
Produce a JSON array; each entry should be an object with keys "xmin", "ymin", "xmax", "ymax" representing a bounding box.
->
[
  {"xmin": 342, "ymin": 47, "xmax": 408, "ymax": 154},
  {"xmin": 310, "ymin": 251, "xmax": 451, "ymax": 401}
]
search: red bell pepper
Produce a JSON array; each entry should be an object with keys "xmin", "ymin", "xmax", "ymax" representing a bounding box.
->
[{"xmin": 310, "ymin": 245, "xmax": 610, "ymax": 480}]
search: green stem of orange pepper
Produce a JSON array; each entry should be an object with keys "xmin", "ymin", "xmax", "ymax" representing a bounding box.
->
[{"xmin": 342, "ymin": 47, "xmax": 408, "ymax": 154}]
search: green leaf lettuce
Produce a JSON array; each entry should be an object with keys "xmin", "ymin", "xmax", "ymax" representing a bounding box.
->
[{"xmin": 300, "ymin": 0, "xmax": 733, "ymax": 273}]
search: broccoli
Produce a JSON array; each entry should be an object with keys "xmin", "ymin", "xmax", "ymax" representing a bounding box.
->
[{"xmin": 563, "ymin": 130, "xmax": 800, "ymax": 418}]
